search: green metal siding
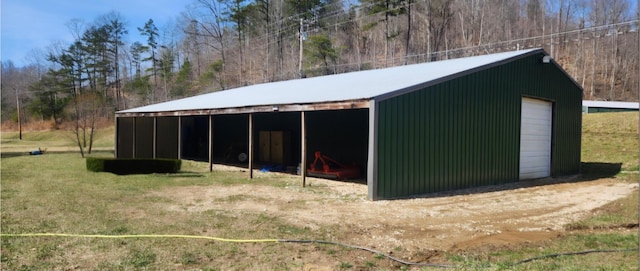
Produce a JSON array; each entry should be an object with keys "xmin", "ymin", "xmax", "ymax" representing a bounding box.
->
[
  {"xmin": 583, "ymin": 107, "xmax": 638, "ymax": 113},
  {"xmin": 375, "ymin": 53, "xmax": 582, "ymax": 199}
]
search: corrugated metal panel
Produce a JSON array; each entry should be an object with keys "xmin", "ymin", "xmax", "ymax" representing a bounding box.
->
[
  {"xmin": 582, "ymin": 100, "xmax": 639, "ymax": 110},
  {"xmin": 585, "ymin": 107, "xmax": 638, "ymax": 113},
  {"xmin": 118, "ymin": 50, "xmax": 540, "ymax": 114},
  {"xmin": 375, "ymin": 52, "xmax": 581, "ymax": 199}
]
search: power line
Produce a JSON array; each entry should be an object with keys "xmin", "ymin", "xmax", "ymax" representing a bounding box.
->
[{"xmin": 177, "ymin": 1, "xmax": 640, "ymax": 90}]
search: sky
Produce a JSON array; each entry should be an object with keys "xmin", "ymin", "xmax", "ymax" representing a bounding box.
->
[{"xmin": 1, "ymin": 0, "xmax": 191, "ymax": 67}]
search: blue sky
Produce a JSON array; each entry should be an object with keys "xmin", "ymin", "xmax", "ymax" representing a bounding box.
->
[{"xmin": 1, "ymin": 0, "xmax": 191, "ymax": 67}]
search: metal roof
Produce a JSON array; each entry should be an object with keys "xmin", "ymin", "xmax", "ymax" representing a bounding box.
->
[
  {"xmin": 583, "ymin": 100, "xmax": 639, "ymax": 109},
  {"xmin": 118, "ymin": 49, "xmax": 542, "ymax": 114}
]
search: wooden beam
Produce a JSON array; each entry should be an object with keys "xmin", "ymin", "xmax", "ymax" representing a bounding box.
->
[
  {"xmin": 248, "ymin": 113, "xmax": 254, "ymax": 179},
  {"xmin": 114, "ymin": 117, "xmax": 119, "ymax": 158},
  {"xmin": 208, "ymin": 115, "xmax": 213, "ymax": 172},
  {"xmin": 115, "ymin": 99, "xmax": 371, "ymax": 118},
  {"xmin": 301, "ymin": 111, "xmax": 307, "ymax": 187}
]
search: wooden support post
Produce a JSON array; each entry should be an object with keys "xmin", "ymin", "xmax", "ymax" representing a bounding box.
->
[
  {"xmin": 301, "ymin": 111, "xmax": 307, "ymax": 187},
  {"xmin": 208, "ymin": 115, "xmax": 213, "ymax": 172},
  {"xmin": 248, "ymin": 113, "xmax": 254, "ymax": 179},
  {"xmin": 114, "ymin": 117, "xmax": 118, "ymax": 158}
]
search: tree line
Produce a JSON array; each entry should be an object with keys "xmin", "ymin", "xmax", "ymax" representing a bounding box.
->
[{"xmin": 2, "ymin": 0, "xmax": 639, "ymax": 129}]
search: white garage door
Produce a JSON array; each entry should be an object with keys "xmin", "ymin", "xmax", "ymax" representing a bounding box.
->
[{"xmin": 519, "ymin": 98, "xmax": 552, "ymax": 180}]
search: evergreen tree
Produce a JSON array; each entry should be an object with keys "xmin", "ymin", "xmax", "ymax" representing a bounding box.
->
[{"xmin": 138, "ymin": 19, "xmax": 159, "ymax": 100}]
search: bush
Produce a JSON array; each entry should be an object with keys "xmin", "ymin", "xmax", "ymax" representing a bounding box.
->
[{"xmin": 86, "ymin": 157, "xmax": 181, "ymax": 175}]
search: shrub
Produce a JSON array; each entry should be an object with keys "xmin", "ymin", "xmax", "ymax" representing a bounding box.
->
[{"xmin": 86, "ymin": 157, "xmax": 181, "ymax": 175}]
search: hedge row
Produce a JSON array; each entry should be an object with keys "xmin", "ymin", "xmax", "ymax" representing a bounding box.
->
[{"xmin": 86, "ymin": 157, "xmax": 181, "ymax": 175}]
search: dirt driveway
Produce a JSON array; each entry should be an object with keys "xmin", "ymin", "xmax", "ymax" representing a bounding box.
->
[{"xmin": 155, "ymin": 169, "xmax": 637, "ymax": 257}]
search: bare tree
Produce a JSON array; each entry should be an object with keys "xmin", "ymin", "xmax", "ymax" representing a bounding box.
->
[
  {"xmin": 67, "ymin": 92, "xmax": 105, "ymax": 157},
  {"xmin": 190, "ymin": 0, "xmax": 229, "ymax": 89}
]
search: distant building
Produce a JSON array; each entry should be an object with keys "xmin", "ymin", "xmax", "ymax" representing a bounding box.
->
[
  {"xmin": 115, "ymin": 49, "xmax": 582, "ymax": 200},
  {"xmin": 582, "ymin": 100, "xmax": 639, "ymax": 113}
]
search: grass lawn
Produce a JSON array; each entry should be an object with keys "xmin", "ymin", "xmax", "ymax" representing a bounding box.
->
[
  {"xmin": 582, "ymin": 111, "xmax": 639, "ymax": 171},
  {"xmin": 1, "ymin": 126, "xmax": 115, "ymax": 155},
  {"xmin": 1, "ymin": 112, "xmax": 638, "ymax": 270}
]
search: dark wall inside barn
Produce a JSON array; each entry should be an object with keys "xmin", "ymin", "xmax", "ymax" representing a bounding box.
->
[
  {"xmin": 157, "ymin": 117, "xmax": 179, "ymax": 159},
  {"xmin": 212, "ymin": 114, "xmax": 248, "ymax": 163},
  {"xmin": 253, "ymin": 112, "xmax": 300, "ymax": 166},
  {"xmin": 116, "ymin": 117, "xmax": 134, "ymax": 158},
  {"xmin": 306, "ymin": 109, "xmax": 369, "ymax": 177},
  {"xmin": 135, "ymin": 117, "xmax": 154, "ymax": 158},
  {"xmin": 181, "ymin": 116, "xmax": 209, "ymax": 161}
]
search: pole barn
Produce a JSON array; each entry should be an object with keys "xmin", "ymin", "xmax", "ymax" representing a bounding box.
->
[{"xmin": 115, "ymin": 49, "xmax": 582, "ymax": 200}]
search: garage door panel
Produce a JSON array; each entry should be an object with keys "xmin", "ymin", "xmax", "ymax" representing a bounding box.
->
[
  {"xmin": 519, "ymin": 98, "xmax": 552, "ymax": 180},
  {"xmin": 520, "ymin": 135, "xmax": 551, "ymax": 142},
  {"xmin": 519, "ymin": 138, "xmax": 551, "ymax": 146}
]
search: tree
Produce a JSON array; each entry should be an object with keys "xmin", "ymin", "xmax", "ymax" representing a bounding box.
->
[
  {"xmin": 190, "ymin": 0, "xmax": 228, "ymax": 89},
  {"xmin": 526, "ymin": 0, "xmax": 544, "ymax": 37},
  {"xmin": 158, "ymin": 44, "xmax": 176, "ymax": 101},
  {"xmin": 362, "ymin": 0, "xmax": 406, "ymax": 65},
  {"xmin": 67, "ymin": 92, "xmax": 105, "ymax": 157},
  {"xmin": 223, "ymin": 0, "xmax": 253, "ymax": 84},
  {"xmin": 285, "ymin": 0, "xmax": 325, "ymax": 18},
  {"xmin": 181, "ymin": 19, "xmax": 204, "ymax": 77},
  {"xmin": 138, "ymin": 19, "xmax": 160, "ymax": 100},
  {"xmin": 130, "ymin": 42, "xmax": 145, "ymax": 78},
  {"xmin": 80, "ymin": 25, "xmax": 112, "ymax": 95},
  {"xmin": 305, "ymin": 34, "xmax": 338, "ymax": 75},
  {"xmin": 173, "ymin": 58, "xmax": 194, "ymax": 97},
  {"xmin": 47, "ymin": 41, "xmax": 85, "ymax": 97},
  {"xmin": 425, "ymin": 0, "xmax": 454, "ymax": 61},
  {"xmin": 28, "ymin": 73, "xmax": 68, "ymax": 123},
  {"xmin": 102, "ymin": 12, "xmax": 128, "ymax": 110},
  {"xmin": 1, "ymin": 61, "xmax": 42, "ymax": 125}
]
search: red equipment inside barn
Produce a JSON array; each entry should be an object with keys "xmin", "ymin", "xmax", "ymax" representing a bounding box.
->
[{"xmin": 307, "ymin": 151, "xmax": 360, "ymax": 180}]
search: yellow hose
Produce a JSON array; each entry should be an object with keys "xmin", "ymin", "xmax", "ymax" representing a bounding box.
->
[{"xmin": 0, "ymin": 233, "xmax": 279, "ymax": 243}]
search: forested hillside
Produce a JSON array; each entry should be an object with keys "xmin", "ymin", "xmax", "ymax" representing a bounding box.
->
[{"xmin": 2, "ymin": 0, "xmax": 638, "ymax": 126}]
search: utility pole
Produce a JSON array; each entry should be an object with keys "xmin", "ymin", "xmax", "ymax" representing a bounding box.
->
[{"xmin": 14, "ymin": 87, "xmax": 22, "ymax": 140}]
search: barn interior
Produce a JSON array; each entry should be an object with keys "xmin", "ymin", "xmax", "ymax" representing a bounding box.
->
[{"xmin": 116, "ymin": 108, "xmax": 369, "ymax": 181}]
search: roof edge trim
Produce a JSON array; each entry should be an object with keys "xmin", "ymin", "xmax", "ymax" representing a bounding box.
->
[{"xmin": 115, "ymin": 99, "xmax": 371, "ymax": 117}]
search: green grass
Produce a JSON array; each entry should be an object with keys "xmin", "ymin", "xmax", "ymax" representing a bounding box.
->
[
  {"xmin": 582, "ymin": 111, "xmax": 638, "ymax": 171},
  {"xmin": 565, "ymin": 191, "xmax": 638, "ymax": 231},
  {"xmin": 0, "ymin": 153, "xmax": 341, "ymax": 269},
  {"xmin": 448, "ymin": 233, "xmax": 638, "ymax": 270},
  {"xmin": 1, "ymin": 126, "xmax": 115, "ymax": 156},
  {"xmin": 1, "ymin": 112, "xmax": 638, "ymax": 270}
]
